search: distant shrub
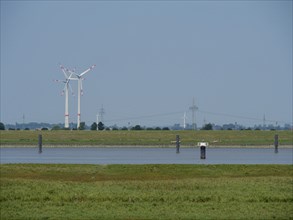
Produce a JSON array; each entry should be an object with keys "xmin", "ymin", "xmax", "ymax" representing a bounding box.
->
[
  {"xmin": 202, "ymin": 123, "xmax": 213, "ymax": 130},
  {"xmin": 78, "ymin": 122, "xmax": 86, "ymax": 130},
  {"xmin": 0, "ymin": 122, "xmax": 5, "ymax": 130},
  {"xmin": 131, "ymin": 125, "xmax": 143, "ymax": 130},
  {"xmin": 90, "ymin": 122, "xmax": 97, "ymax": 131},
  {"xmin": 98, "ymin": 122, "xmax": 105, "ymax": 131},
  {"xmin": 51, "ymin": 125, "xmax": 61, "ymax": 130}
]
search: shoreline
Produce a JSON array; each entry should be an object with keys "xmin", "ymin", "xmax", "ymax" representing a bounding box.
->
[
  {"xmin": 0, "ymin": 144, "xmax": 292, "ymax": 148},
  {"xmin": 1, "ymin": 130, "xmax": 292, "ymax": 146}
]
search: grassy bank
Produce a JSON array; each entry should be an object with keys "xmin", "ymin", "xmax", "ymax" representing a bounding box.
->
[
  {"xmin": 0, "ymin": 130, "xmax": 292, "ymax": 146},
  {"xmin": 1, "ymin": 164, "xmax": 292, "ymax": 219}
]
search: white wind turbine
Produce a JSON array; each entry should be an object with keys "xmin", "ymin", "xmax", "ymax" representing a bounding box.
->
[
  {"xmin": 69, "ymin": 64, "xmax": 96, "ymax": 129},
  {"xmin": 54, "ymin": 64, "xmax": 75, "ymax": 129},
  {"xmin": 182, "ymin": 112, "xmax": 188, "ymax": 129}
]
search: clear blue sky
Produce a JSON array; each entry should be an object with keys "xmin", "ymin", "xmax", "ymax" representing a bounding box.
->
[{"xmin": 1, "ymin": 1, "xmax": 292, "ymax": 127}]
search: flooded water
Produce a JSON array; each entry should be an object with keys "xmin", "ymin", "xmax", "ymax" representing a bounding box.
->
[{"xmin": 0, "ymin": 147, "xmax": 292, "ymax": 164}]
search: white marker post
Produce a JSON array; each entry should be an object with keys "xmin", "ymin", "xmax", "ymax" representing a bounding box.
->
[{"xmin": 197, "ymin": 142, "xmax": 208, "ymax": 159}]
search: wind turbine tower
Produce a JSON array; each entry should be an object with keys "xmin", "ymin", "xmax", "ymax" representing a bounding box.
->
[
  {"xmin": 55, "ymin": 64, "xmax": 75, "ymax": 129},
  {"xmin": 183, "ymin": 112, "xmax": 187, "ymax": 129},
  {"xmin": 189, "ymin": 98, "xmax": 198, "ymax": 130},
  {"xmin": 70, "ymin": 65, "xmax": 96, "ymax": 129}
]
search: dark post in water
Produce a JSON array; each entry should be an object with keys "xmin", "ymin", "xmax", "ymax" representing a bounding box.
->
[
  {"xmin": 198, "ymin": 142, "xmax": 208, "ymax": 159},
  {"xmin": 274, "ymin": 134, "xmax": 278, "ymax": 153},
  {"xmin": 200, "ymin": 145, "xmax": 206, "ymax": 159},
  {"xmin": 176, "ymin": 135, "xmax": 180, "ymax": 154},
  {"xmin": 38, "ymin": 134, "xmax": 42, "ymax": 153}
]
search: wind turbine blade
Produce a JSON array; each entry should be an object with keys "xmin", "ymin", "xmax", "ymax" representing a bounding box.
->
[
  {"xmin": 68, "ymin": 68, "xmax": 75, "ymax": 74},
  {"xmin": 60, "ymin": 64, "xmax": 69, "ymax": 78},
  {"xmin": 66, "ymin": 70, "xmax": 79, "ymax": 80},
  {"xmin": 68, "ymin": 72, "xmax": 73, "ymax": 79},
  {"xmin": 69, "ymin": 83, "xmax": 74, "ymax": 96},
  {"xmin": 79, "ymin": 64, "xmax": 96, "ymax": 77},
  {"xmin": 62, "ymin": 83, "xmax": 67, "ymax": 95}
]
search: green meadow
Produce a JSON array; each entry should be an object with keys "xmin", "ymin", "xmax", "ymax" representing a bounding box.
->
[
  {"xmin": 1, "ymin": 131, "xmax": 292, "ymax": 219},
  {"xmin": 1, "ymin": 164, "xmax": 292, "ymax": 219},
  {"xmin": 0, "ymin": 130, "xmax": 292, "ymax": 146}
]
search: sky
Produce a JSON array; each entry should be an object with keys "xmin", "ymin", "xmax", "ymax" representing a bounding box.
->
[{"xmin": 1, "ymin": 1, "xmax": 292, "ymax": 128}]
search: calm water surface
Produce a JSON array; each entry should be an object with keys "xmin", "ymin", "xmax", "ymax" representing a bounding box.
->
[{"xmin": 1, "ymin": 147, "xmax": 292, "ymax": 164}]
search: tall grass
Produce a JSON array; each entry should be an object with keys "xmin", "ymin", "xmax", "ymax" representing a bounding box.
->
[{"xmin": 1, "ymin": 164, "xmax": 292, "ymax": 219}]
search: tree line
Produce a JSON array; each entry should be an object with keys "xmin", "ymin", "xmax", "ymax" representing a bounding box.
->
[{"xmin": 1, "ymin": 121, "xmax": 291, "ymax": 131}]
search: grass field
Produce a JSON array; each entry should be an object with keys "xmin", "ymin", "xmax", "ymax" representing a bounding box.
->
[
  {"xmin": 0, "ymin": 130, "xmax": 292, "ymax": 146},
  {"xmin": 1, "ymin": 164, "xmax": 292, "ymax": 219}
]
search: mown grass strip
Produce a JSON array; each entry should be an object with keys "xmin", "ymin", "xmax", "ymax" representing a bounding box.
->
[{"xmin": 1, "ymin": 164, "xmax": 292, "ymax": 182}]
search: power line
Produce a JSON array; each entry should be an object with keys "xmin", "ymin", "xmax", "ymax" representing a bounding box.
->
[
  {"xmin": 104, "ymin": 111, "xmax": 183, "ymax": 123},
  {"xmin": 198, "ymin": 109, "xmax": 289, "ymax": 125},
  {"xmin": 102, "ymin": 109, "xmax": 290, "ymax": 126}
]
